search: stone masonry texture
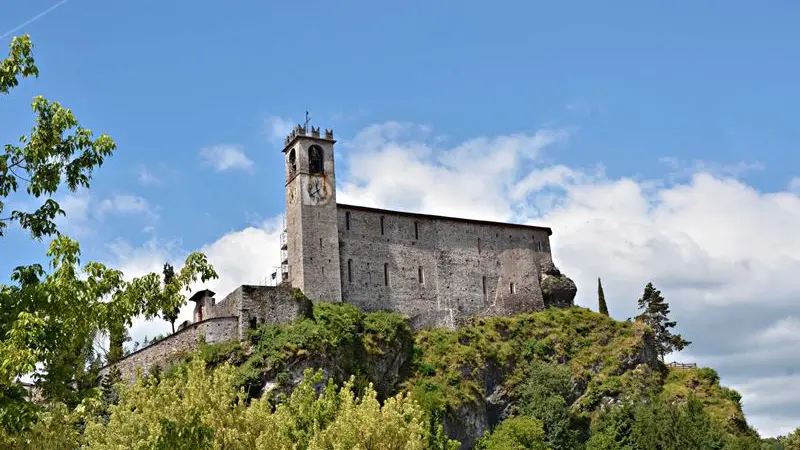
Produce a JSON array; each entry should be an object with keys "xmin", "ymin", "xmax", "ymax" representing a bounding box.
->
[
  {"xmin": 102, "ymin": 285, "xmax": 308, "ymax": 381},
  {"xmin": 99, "ymin": 317, "xmax": 238, "ymax": 382},
  {"xmin": 336, "ymin": 205, "xmax": 555, "ymax": 329}
]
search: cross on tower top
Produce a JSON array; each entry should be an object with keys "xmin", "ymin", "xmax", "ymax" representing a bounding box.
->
[{"xmin": 303, "ymin": 111, "xmax": 311, "ymax": 131}]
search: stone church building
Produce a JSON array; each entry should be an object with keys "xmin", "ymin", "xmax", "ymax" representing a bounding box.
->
[{"xmin": 277, "ymin": 124, "xmax": 575, "ymax": 329}]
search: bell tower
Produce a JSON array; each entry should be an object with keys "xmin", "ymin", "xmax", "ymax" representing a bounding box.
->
[{"xmin": 282, "ymin": 123, "xmax": 342, "ymax": 302}]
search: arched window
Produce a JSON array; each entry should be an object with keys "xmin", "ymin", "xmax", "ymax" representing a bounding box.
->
[
  {"xmin": 308, "ymin": 145, "xmax": 324, "ymax": 174},
  {"xmin": 288, "ymin": 149, "xmax": 297, "ymax": 174}
]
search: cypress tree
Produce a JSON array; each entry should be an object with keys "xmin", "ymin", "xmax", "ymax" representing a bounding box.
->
[{"xmin": 598, "ymin": 278, "xmax": 609, "ymax": 316}]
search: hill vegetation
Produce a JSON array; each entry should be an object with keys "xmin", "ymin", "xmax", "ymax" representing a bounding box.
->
[{"xmin": 8, "ymin": 300, "xmax": 781, "ymax": 449}]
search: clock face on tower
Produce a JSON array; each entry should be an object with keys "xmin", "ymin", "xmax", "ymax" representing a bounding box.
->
[{"xmin": 307, "ymin": 177, "xmax": 325, "ymax": 204}]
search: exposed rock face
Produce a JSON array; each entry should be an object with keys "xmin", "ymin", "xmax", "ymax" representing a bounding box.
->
[
  {"xmin": 539, "ymin": 260, "xmax": 577, "ymax": 308},
  {"xmin": 256, "ymin": 323, "xmax": 415, "ymax": 403}
]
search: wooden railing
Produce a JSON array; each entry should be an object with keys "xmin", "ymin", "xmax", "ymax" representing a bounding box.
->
[{"xmin": 667, "ymin": 362, "xmax": 697, "ymax": 369}]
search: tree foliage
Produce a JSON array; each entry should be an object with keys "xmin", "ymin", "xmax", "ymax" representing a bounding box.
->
[
  {"xmin": 635, "ymin": 282, "xmax": 690, "ymax": 361},
  {"xmin": 785, "ymin": 428, "xmax": 800, "ymax": 450},
  {"xmin": 1, "ymin": 35, "xmax": 116, "ymax": 240},
  {"xmin": 515, "ymin": 360, "xmax": 584, "ymax": 450},
  {"xmin": 476, "ymin": 416, "xmax": 549, "ymax": 450},
  {"xmin": 161, "ymin": 262, "xmax": 180, "ymax": 333},
  {"xmin": 77, "ymin": 359, "xmax": 460, "ymax": 450},
  {"xmin": 0, "ymin": 236, "xmax": 217, "ymax": 431},
  {"xmin": 598, "ymin": 277, "xmax": 609, "ymax": 316}
]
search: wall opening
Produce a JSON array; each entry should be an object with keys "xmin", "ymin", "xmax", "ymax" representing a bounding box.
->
[
  {"xmin": 414, "ymin": 221, "xmax": 419, "ymax": 240},
  {"xmin": 288, "ymin": 149, "xmax": 297, "ymax": 175},
  {"xmin": 347, "ymin": 259, "xmax": 353, "ymax": 283},
  {"xmin": 345, "ymin": 211, "xmax": 351, "ymax": 230},
  {"xmin": 384, "ymin": 263, "xmax": 389, "ymax": 286},
  {"xmin": 510, "ymin": 282, "xmax": 516, "ymax": 294},
  {"xmin": 482, "ymin": 276, "xmax": 487, "ymax": 298},
  {"xmin": 418, "ymin": 266, "xmax": 424, "ymax": 284},
  {"xmin": 320, "ymin": 237, "xmax": 323, "ymax": 248},
  {"xmin": 478, "ymin": 238, "xmax": 481, "ymax": 254},
  {"xmin": 308, "ymin": 145, "xmax": 324, "ymax": 174},
  {"xmin": 380, "ymin": 216, "xmax": 385, "ymax": 235}
]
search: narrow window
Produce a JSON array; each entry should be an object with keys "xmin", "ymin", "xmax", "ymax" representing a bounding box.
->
[
  {"xmin": 384, "ymin": 263, "xmax": 389, "ymax": 286},
  {"xmin": 347, "ymin": 259, "xmax": 353, "ymax": 282},
  {"xmin": 482, "ymin": 276, "xmax": 487, "ymax": 296},
  {"xmin": 380, "ymin": 216, "xmax": 385, "ymax": 235},
  {"xmin": 477, "ymin": 238, "xmax": 481, "ymax": 254},
  {"xmin": 414, "ymin": 221, "xmax": 419, "ymax": 239},
  {"xmin": 320, "ymin": 237, "xmax": 323, "ymax": 248},
  {"xmin": 418, "ymin": 266, "xmax": 424, "ymax": 284},
  {"xmin": 288, "ymin": 149, "xmax": 297, "ymax": 174},
  {"xmin": 510, "ymin": 282, "xmax": 516, "ymax": 294},
  {"xmin": 345, "ymin": 211, "xmax": 351, "ymax": 230}
]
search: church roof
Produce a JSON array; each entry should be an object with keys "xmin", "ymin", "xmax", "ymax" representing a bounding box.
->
[{"xmin": 336, "ymin": 203, "xmax": 552, "ymax": 235}]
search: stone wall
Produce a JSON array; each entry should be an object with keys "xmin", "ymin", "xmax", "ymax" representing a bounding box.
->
[
  {"xmin": 336, "ymin": 204, "xmax": 554, "ymax": 329},
  {"xmin": 213, "ymin": 285, "xmax": 312, "ymax": 340},
  {"xmin": 99, "ymin": 316, "xmax": 238, "ymax": 382}
]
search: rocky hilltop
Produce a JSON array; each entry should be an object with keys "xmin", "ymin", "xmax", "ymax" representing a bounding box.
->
[{"xmin": 144, "ymin": 296, "xmax": 759, "ymax": 449}]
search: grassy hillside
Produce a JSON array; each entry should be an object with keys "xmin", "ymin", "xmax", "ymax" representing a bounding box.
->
[{"xmin": 182, "ymin": 301, "xmax": 759, "ymax": 448}]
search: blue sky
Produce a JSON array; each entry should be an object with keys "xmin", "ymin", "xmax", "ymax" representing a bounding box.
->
[{"xmin": 3, "ymin": 0, "xmax": 800, "ymax": 437}]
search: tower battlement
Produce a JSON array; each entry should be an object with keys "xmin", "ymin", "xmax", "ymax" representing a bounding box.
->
[{"xmin": 284, "ymin": 124, "xmax": 334, "ymax": 147}]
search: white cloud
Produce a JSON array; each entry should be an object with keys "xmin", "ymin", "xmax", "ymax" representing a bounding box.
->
[
  {"xmin": 752, "ymin": 317, "xmax": 800, "ymax": 346},
  {"xmin": 106, "ymin": 122, "xmax": 800, "ymax": 437},
  {"xmin": 199, "ymin": 145, "xmax": 254, "ymax": 172},
  {"xmin": 659, "ymin": 157, "xmax": 764, "ymax": 182},
  {"xmin": 266, "ymin": 116, "xmax": 294, "ymax": 144},
  {"xmin": 790, "ymin": 177, "xmax": 800, "ymax": 194},
  {"xmin": 54, "ymin": 191, "xmax": 157, "ymax": 236},
  {"xmin": 97, "ymin": 194, "xmax": 158, "ymax": 221},
  {"xmin": 137, "ymin": 165, "xmax": 162, "ymax": 186}
]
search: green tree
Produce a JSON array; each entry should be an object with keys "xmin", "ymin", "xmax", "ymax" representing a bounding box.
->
[
  {"xmin": 598, "ymin": 277, "xmax": 609, "ymax": 316},
  {"xmin": 476, "ymin": 416, "xmax": 549, "ymax": 450},
  {"xmin": 1, "ymin": 35, "xmax": 116, "ymax": 239},
  {"xmin": 585, "ymin": 404, "xmax": 635, "ymax": 450},
  {"xmin": 79, "ymin": 359, "xmax": 460, "ymax": 450},
  {"xmin": 516, "ymin": 360, "xmax": 583, "ymax": 450},
  {"xmin": 161, "ymin": 262, "xmax": 180, "ymax": 333},
  {"xmin": 589, "ymin": 395, "xmax": 732, "ymax": 450},
  {"xmin": 106, "ymin": 318, "xmax": 130, "ymax": 364},
  {"xmin": 0, "ymin": 237, "xmax": 217, "ymax": 433},
  {"xmin": 635, "ymin": 282, "xmax": 690, "ymax": 362},
  {"xmin": 785, "ymin": 427, "xmax": 800, "ymax": 450}
]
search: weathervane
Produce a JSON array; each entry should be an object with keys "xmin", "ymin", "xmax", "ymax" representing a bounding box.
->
[{"xmin": 304, "ymin": 110, "xmax": 311, "ymax": 131}]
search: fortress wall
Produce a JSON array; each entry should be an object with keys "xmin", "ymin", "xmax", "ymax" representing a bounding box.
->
[
  {"xmin": 336, "ymin": 206, "xmax": 552, "ymax": 329},
  {"xmin": 204, "ymin": 285, "xmax": 310, "ymax": 340},
  {"xmin": 99, "ymin": 316, "xmax": 239, "ymax": 382}
]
